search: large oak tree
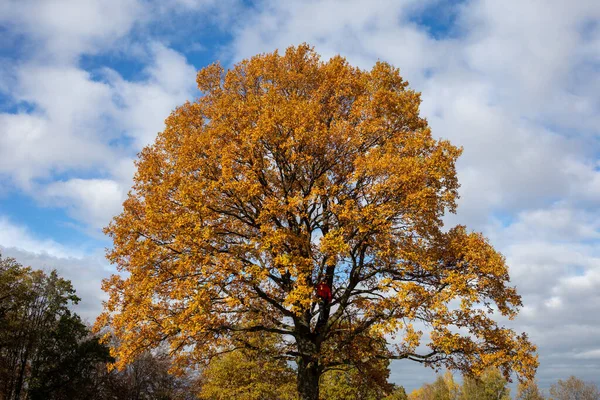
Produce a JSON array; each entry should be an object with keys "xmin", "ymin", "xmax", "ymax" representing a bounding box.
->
[{"xmin": 97, "ymin": 44, "xmax": 537, "ymax": 400}]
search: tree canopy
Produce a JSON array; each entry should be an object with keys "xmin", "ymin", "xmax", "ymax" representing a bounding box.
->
[
  {"xmin": 0, "ymin": 253, "xmax": 199, "ymax": 400},
  {"xmin": 97, "ymin": 44, "xmax": 538, "ymax": 400}
]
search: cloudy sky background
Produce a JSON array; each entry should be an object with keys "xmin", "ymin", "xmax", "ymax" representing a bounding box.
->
[{"xmin": 1, "ymin": 0, "xmax": 599, "ymax": 392}]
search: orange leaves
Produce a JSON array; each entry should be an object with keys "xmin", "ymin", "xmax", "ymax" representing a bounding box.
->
[
  {"xmin": 196, "ymin": 62, "xmax": 224, "ymax": 93},
  {"xmin": 319, "ymin": 229, "xmax": 350, "ymax": 263},
  {"xmin": 96, "ymin": 44, "xmax": 537, "ymax": 388}
]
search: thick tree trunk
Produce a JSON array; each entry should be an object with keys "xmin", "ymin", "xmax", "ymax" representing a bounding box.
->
[{"xmin": 297, "ymin": 356, "xmax": 320, "ymax": 400}]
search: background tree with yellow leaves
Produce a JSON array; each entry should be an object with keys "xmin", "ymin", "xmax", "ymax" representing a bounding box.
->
[
  {"xmin": 459, "ymin": 368, "xmax": 511, "ymax": 400},
  {"xmin": 96, "ymin": 44, "xmax": 538, "ymax": 400},
  {"xmin": 197, "ymin": 332, "xmax": 396, "ymax": 400},
  {"xmin": 197, "ymin": 333, "xmax": 297, "ymax": 400},
  {"xmin": 408, "ymin": 371, "xmax": 459, "ymax": 400}
]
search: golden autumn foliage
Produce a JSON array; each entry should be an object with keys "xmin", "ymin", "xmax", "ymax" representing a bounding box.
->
[
  {"xmin": 198, "ymin": 332, "xmax": 394, "ymax": 400},
  {"xmin": 319, "ymin": 360, "xmax": 395, "ymax": 400},
  {"xmin": 96, "ymin": 44, "xmax": 537, "ymax": 400},
  {"xmin": 198, "ymin": 334, "xmax": 297, "ymax": 400},
  {"xmin": 459, "ymin": 368, "xmax": 511, "ymax": 400},
  {"xmin": 408, "ymin": 371, "xmax": 460, "ymax": 400}
]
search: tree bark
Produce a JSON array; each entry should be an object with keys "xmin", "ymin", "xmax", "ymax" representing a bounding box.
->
[
  {"xmin": 13, "ymin": 346, "xmax": 28, "ymax": 400},
  {"xmin": 297, "ymin": 356, "xmax": 320, "ymax": 400}
]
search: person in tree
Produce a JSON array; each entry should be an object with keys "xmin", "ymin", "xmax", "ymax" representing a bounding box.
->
[{"xmin": 316, "ymin": 281, "xmax": 332, "ymax": 303}]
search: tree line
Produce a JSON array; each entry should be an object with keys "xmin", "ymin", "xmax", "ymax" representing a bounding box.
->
[
  {"xmin": 0, "ymin": 253, "xmax": 198, "ymax": 400},
  {"xmin": 408, "ymin": 370, "xmax": 599, "ymax": 400}
]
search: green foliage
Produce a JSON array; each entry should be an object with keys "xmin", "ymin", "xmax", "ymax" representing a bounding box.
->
[
  {"xmin": 0, "ymin": 254, "xmax": 85, "ymax": 399},
  {"xmin": 27, "ymin": 313, "xmax": 113, "ymax": 400},
  {"xmin": 0, "ymin": 254, "xmax": 211, "ymax": 400}
]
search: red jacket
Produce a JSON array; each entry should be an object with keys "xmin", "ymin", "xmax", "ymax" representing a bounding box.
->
[{"xmin": 316, "ymin": 282, "xmax": 332, "ymax": 303}]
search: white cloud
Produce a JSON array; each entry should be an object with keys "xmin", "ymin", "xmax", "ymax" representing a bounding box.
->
[
  {"xmin": 0, "ymin": 0, "xmax": 143, "ymax": 62},
  {"xmin": 0, "ymin": 1, "xmax": 210, "ymax": 324},
  {"xmin": 0, "ymin": 216, "xmax": 82, "ymax": 259},
  {"xmin": 507, "ymin": 206, "xmax": 600, "ymax": 243},
  {"xmin": 460, "ymin": 0, "xmax": 600, "ymax": 125},
  {"xmin": 0, "ymin": 217, "xmax": 112, "ymax": 320},
  {"xmin": 106, "ymin": 42, "xmax": 199, "ymax": 147},
  {"xmin": 574, "ymin": 349, "xmax": 600, "ymax": 360},
  {"xmin": 228, "ymin": 0, "xmax": 442, "ymax": 76},
  {"xmin": 43, "ymin": 179, "xmax": 127, "ymax": 231},
  {"xmin": 1, "ymin": 42, "xmax": 198, "ymax": 231},
  {"xmin": 486, "ymin": 201, "xmax": 600, "ymax": 387},
  {"xmin": 0, "ymin": 66, "xmax": 118, "ymax": 189},
  {"xmin": 0, "ymin": 0, "xmax": 241, "ymax": 63}
]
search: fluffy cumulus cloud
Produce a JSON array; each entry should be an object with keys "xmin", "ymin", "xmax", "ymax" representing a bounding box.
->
[
  {"xmin": 0, "ymin": 0, "xmax": 142, "ymax": 62},
  {"xmin": 43, "ymin": 178, "xmax": 127, "ymax": 231},
  {"xmin": 1, "ymin": 40, "xmax": 198, "ymax": 229},
  {"xmin": 1, "ymin": 0, "xmax": 599, "ymax": 391}
]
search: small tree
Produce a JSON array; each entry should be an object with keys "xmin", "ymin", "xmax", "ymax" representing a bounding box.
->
[
  {"xmin": 385, "ymin": 386, "xmax": 409, "ymax": 400},
  {"xmin": 27, "ymin": 314, "xmax": 113, "ymax": 400},
  {"xmin": 409, "ymin": 372, "xmax": 459, "ymax": 400},
  {"xmin": 549, "ymin": 376, "xmax": 600, "ymax": 400},
  {"xmin": 198, "ymin": 334, "xmax": 297, "ymax": 400},
  {"xmin": 97, "ymin": 44, "xmax": 538, "ymax": 400},
  {"xmin": 0, "ymin": 254, "xmax": 83, "ymax": 399},
  {"xmin": 459, "ymin": 368, "xmax": 511, "ymax": 400},
  {"xmin": 516, "ymin": 379, "xmax": 545, "ymax": 400}
]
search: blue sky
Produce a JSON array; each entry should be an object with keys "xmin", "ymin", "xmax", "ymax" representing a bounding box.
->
[{"xmin": 1, "ymin": 0, "xmax": 600, "ymax": 393}]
